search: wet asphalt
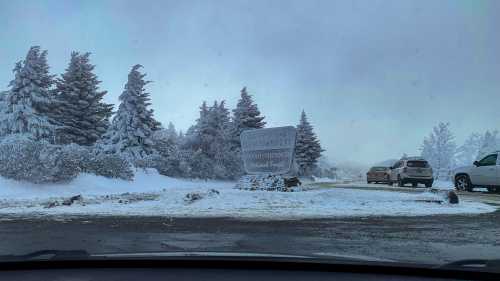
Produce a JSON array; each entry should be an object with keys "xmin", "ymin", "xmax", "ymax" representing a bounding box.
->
[{"xmin": 1, "ymin": 186, "xmax": 499, "ymax": 264}]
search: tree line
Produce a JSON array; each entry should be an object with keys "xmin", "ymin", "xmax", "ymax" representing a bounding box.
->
[
  {"xmin": 0, "ymin": 46, "xmax": 324, "ymax": 183},
  {"xmin": 419, "ymin": 122, "xmax": 499, "ymax": 180}
]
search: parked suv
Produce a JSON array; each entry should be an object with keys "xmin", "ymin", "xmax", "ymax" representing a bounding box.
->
[
  {"xmin": 453, "ymin": 152, "xmax": 500, "ymax": 192},
  {"xmin": 389, "ymin": 158, "xmax": 433, "ymax": 187},
  {"xmin": 366, "ymin": 166, "xmax": 390, "ymax": 184}
]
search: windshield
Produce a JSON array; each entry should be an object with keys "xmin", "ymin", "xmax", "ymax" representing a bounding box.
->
[{"xmin": 1, "ymin": 0, "xmax": 499, "ymax": 273}]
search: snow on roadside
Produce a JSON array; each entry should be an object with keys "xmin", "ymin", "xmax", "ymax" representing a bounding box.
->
[
  {"xmin": 432, "ymin": 180, "xmax": 454, "ymax": 190},
  {"xmin": 0, "ymin": 170, "xmax": 496, "ymax": 219}
]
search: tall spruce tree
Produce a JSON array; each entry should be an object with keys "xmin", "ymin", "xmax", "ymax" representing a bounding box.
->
[
  {"xmin": 0, "ymin": 46, "xmax": 57, "ymax": 142},
  {"xmin": 101, "ymin": 64, "xmax": 161, "ymax": 161},
  {"xmin": 53, "ymin": 52, "xmax": 113, "ymax": 145},
  {"xmin": 295, "ymin": 110, "xmax": 323, "ymax": 176},
  {"xmin": 209, "ymin": 101, "xmax": 240, "ymax": 178},
  {"xmin": 183, "ymin": 100, "xmax": 240, "ymax": 179},
  {"xmin": 232, "ymin": 87, "xmax": 265, "ymax": 142}
]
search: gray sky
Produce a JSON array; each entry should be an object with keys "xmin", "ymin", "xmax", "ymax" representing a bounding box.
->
[{"xmin": 1, "ymin": 0, "xmax": 499, "ymax": 165}]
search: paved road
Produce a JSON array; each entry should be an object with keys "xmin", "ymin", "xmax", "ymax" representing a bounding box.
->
[{"xmin": 1, "ymin": 185, "xmax": 499, "ymax": 265}]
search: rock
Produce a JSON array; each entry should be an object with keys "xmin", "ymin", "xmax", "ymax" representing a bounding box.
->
[
  {"xmin": 208, "ymin": 189, "xmax": 220, "ymax": 195},
  {"xmin": 45, "ymin": 201, "xmax": 60, "ymax": 208},
  {"xmin": 62, "ymin": 195, "xmax": 83, "ymax": 206},
  {"xmin": 446, "ymin": 190, "xmax": 459, "ymax": 204},
  {"xmin": 284, "ymin": 177, "xmax": 301, "ymax": 187},
  {"xmin": 185, "ymin": 192, "xmax": 203, "ymax": 204},
  {"xmin": 236, "ymin": 174, "xmax": 303, "ymax": 192}
]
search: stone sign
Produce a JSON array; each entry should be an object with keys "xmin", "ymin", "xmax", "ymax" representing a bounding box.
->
[{"xmin": 240, "ymin": 126, "xmax": 297, "ymax": 175}]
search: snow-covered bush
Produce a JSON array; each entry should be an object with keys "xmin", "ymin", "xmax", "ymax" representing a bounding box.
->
[
  {"xmin": 83, "ymin": 153, "xmax": 134, "ymax": 181},
  {"xmin": 59, "ymin": 144, "xmax": 134, "ymax": 180},
  {"xmin": 0, "ymin": 136, "xmax": 79, "ymax": 183}
]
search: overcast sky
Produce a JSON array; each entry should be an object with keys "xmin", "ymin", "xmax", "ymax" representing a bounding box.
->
[{"xmin": 1, "ymin": 0, "xmax": 499, "ymax": 165}]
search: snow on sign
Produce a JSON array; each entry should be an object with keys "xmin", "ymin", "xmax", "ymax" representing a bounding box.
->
[{"xmin": 240, "ymin": 126, "xmax": 297, "ymax": 175}]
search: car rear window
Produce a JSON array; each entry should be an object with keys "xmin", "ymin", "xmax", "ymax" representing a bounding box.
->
[
  {"xmin": 371, "ymin": 167, "xmax": 388, "ymax": 171},
  {"xmin": 407, "ymin": 161, "xmax": 429, "ymax": 168}
]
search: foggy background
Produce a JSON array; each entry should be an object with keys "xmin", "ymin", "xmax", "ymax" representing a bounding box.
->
[{"xmin": 1, "ymin": 0, "xmax": 499, "ymax": 165}]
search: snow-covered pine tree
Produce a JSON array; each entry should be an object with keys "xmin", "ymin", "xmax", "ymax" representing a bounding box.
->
[
  {"xmin": 232, "ymin": 87, "xmax": 265, "ymax": 144},
  {"xmin": 53, "ymin": 52, "xmax": 113, "ymax": 145},
  {"xmin": 295, "ymin": 110, "xmax": 323, "ymax": 177},
  {"xmin": 0, "ymin": 46, "xmax": 57, "ymax": 141},
  {"xmin": 100, "ymin": 64, "xmax": 161, "ymax": 161},
  {"xmin": 420, "ymin": 122, "xmax": 456, "ymax": 179},
  {"xmin": 164, "ymin": 122, "xmax": 178, "ymax": 143},
  {"xmin": 152, "ymin": 126, "xmax": 184, "ymax": 177},
  {"xmin": 181, "ymin": 101, "xmax": 213, "ymax": 178},
  {"xmin": 209, "ymin": 101, "xmax": 240, "ymax": 179},
  {"xmin": 477, "ymin": 130, "xmax": 499, "ymax": 159},
  {"xmin": 181, "ymin": 100, "xmax": 240, "ymax": 179},
  {"xmin": 455, "ymin": 133, "xmax": 482, "ymax": 166}
]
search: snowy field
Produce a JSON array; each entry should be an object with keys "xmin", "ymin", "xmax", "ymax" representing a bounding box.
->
[{"xmin": 0, "ymin": 170, "xmax": 496, "ymax": 219}]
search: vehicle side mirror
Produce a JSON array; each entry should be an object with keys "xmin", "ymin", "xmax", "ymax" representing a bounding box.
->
[{"xmin": 473, "ymin": 161, "xmax": 480, "ymax": 167}]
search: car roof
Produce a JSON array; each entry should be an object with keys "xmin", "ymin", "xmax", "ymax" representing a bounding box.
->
[{"xmin": 403, "ymin": 157, "xmax": 426, "ymax": 161}]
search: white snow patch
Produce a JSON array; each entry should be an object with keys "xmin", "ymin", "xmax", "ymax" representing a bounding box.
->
[
  {"xmin": 0, "ymin": 170, "xmax": 496, "ymax": 219},
  {"xmin": 432, "ymin": 180, "xmax": 455, "ymax": 190}
]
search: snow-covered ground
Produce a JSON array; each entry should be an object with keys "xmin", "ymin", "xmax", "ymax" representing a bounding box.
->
[{"xmin": 0, "ymin": 170, "xmax": 496, "ymax": 219}]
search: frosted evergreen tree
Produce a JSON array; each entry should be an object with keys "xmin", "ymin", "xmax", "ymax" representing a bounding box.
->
[
  {"xmin": 53, "ymin": 52, "xmax": 113, "ymax": 145},
  {"xmin": 182, "ymin": 101, "xmax": 213, "ymax": 178},
  {"xmin": 0, "ymin": 46, "xmax": 57, "ymax": 141},
  {"xmin": 420, "ymin": 122, "xmax": 456, "ymax": 179},
  {"xmin": 164, "ymin": 122, "xmax": 178, "ymax": 142},
  {"xmin": 183, "ymin": 100, "xmax": 240, "ymax": 179},
  {"xmin": 232, "ymin": 87, "xmax": 265, "ymax": 144},
  {"xmin": 209, "ymin": 101, "xmax": 240, "ymax": 178},
  {"xmin": 152, "ymin": 127, "xmax": 184, "ymax": 177},
  {"xmin": 455, "ymin": 133, "xmax": 482, "ymax": 166},
  {"xmin": 295, "ymin": 110, "xmax": 323, "ymax": 176},
  {"xmin": 477, "ymin": 130, "xmax": 499, "ymax": 159},
  {"xmin": 100, "ymin": 65, "xmax": 161, "ymax": 161}
]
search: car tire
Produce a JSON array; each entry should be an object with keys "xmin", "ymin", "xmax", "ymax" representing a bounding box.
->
[
  {"xmin": 455, "ymin": 175, "xmax": 472, "ymax": 192},
  {"xmin": 412, "ymin": 182, "xmax": 418, "ymax": 188},
  {"xmin": 425, "ymin": 181, "xmax": 433, "ymax": 188},
  {"xmin": 388, "ymin": 181, "xmax": 393, "ymax": 186}
]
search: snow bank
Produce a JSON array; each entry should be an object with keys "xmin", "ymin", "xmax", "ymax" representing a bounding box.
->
[
  {"xmin": 0, "ymin": 169, "xmax": 230, "ymax": 199},
  {"xmin": 0, "ymin": 170, "xmax": 495, "ymax": 219}
]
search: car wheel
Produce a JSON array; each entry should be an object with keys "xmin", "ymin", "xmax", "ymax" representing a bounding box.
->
[
  {"xmin": 388, "ymin": 181, "xmax": 393, "ymax": 186},
  {"xmin": 455, "ymin": 175, "xmax": 472, "ymax": 192},
  {"xmin": 412, "ymin": 182, "xmax": 418, "ymax": 188},
  {"xmin": 425, "ymin": 181, "xmax": 433, "ymax": 188},
  {"xmin": 397, "ymin": 176, "xmax": 404, "ymax": 187}
]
